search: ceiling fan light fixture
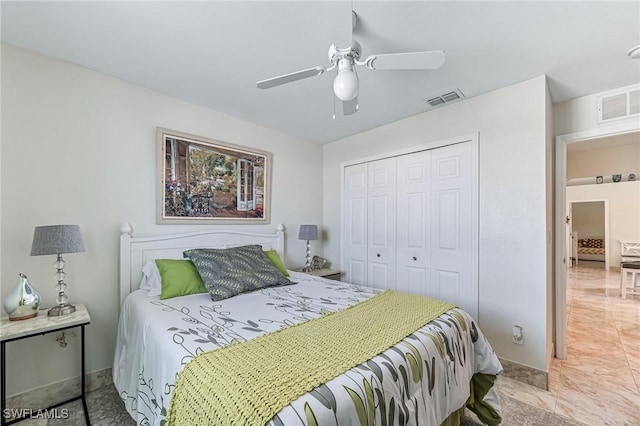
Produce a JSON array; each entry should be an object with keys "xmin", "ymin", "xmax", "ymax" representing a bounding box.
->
[
  {"xmin": 333, "ymin": 70, "xmax": 358, "ymax": 101},
  {"xmin": 333, "ymin": 59, "xmax": 358, "ymax": 101}
]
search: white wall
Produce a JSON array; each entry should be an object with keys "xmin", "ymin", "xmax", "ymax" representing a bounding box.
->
[
  {"xmin": 323, "ymin": 76, "xmax": 550, "ymax": 371},
  {"xmin": 545, "ymin": 83, "xmax": 554, "ymax": 366},
  {"xmin": 1, "ymin": 44, "xmax": 323, "ymax": 395},
  {"xmin": 554, "ymin": 84, "xmax": 640, "ymax": 136},
  {"xmin": 568, "ymin": 182, "xmax": 640, "ymax": 264}
]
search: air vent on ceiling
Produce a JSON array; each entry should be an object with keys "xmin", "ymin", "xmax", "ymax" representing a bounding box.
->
[
  {"xmin": 597, "ymin": 84, "xmax": 640, "ymax": 124},
  {"xmin": 423, "ymin": 89, "xmax": 465, "ymax": 109}
]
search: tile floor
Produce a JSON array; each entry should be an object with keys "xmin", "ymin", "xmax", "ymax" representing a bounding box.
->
[{"xmin": 497, "ymin": 261, "xmax": 640, "ymax": 425}]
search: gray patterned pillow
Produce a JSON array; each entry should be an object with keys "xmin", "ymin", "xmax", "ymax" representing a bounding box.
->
[{"xmin": 183, "ymin": 245, "xmax": 293, "ymax": 301}]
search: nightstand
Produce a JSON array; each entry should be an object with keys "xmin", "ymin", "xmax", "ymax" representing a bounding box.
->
[
  {"xmin": 1, "ymin": 304, "xmax": 91, "ymax": 425},
  {"xmin": 301, "ymin": 268, "xmax": 343, "ymax": 281}
]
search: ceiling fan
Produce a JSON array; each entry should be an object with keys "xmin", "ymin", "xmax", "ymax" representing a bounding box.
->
[{"xmin": 256, "ymin": 10, "xmax": 446, "ymax": 116}]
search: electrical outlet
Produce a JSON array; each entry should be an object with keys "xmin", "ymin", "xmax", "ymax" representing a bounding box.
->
[{"xmin": 512, "ymin": 325, "xmax": 523, "ymax": 345}]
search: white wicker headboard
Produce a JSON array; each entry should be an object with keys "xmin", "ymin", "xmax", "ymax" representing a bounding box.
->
[{"xmin": 119, "ymin": 222, "xmax": 285, "ymax": 305}]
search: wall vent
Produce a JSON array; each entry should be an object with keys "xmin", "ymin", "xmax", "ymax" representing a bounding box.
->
[
  {"xmin": 597, "ymin": 84, "xmax": 640, "ymax": 124},
  {"xmin": 423, "ymin": 89, "xmax": 465, "ymax": 109}
]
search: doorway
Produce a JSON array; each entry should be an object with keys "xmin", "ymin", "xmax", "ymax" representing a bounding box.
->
[
  {"xmin": 568, "ymin": 200, "xmax": 609, "ymax": 270},
  {"xmin": 554, "ymin": 123, "xmax": 640, "ymax": 360}
]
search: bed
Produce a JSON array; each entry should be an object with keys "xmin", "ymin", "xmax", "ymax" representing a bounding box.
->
[
  {"xmin": 113, "ymin": 223, "xmax": 503, "ymax": 426},
  {"xmin": 577, "ymin": 237, "xmax": 606, "ymax": 262}
]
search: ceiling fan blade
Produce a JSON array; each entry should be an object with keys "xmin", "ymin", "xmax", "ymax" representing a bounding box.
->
[
  {"xmin": 342, "ymin": 96, "xmax": 359, "ymax": 116},
  {"xmin": 326, "ymin": 4, "xmax": 354, "ymax": 49},
  {"xmin": 257, "ymin": 67, "xmax": 326, "ymax": 89},
  {"xmin": 367, "ymin": 50, "xmax": 446, "ymax": 70}
]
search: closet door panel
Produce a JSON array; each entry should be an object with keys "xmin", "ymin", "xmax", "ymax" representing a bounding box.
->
[
  {"xmin": 367, "ymin": 158, "xmax": 396, "ymax": 289},
  {"xmin": 396, "ymin": 151, "xmax": 431, "ymax": 294},
  {"xmin": 343, "ymin": 163, "xmax": 368, "ymax": 285},
  {"xmin": 433, "ymin": 270, "xmax": 461, "ymax": 304},
  {"xmin": 430, "ymin": 142, "xmax": 477, "ymax": 318}
]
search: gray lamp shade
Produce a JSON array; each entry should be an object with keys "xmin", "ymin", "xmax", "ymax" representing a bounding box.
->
[
  {"xmin": 298, "ymin": 225, "xmax": 318, "ymax": 241},
  {"xmin": 31, "ymin": 225, "xmax": 86, "ymax": 256}
]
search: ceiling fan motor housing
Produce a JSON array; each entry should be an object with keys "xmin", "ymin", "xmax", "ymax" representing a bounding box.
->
[{"xmin": 328, "ymin": 41, "xmax": 362, "ymax": 64}]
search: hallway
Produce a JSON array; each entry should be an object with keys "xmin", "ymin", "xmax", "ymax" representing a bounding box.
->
[{"xmin": 497, "ymin": 262, "xmax": 640, "ymax": 425}]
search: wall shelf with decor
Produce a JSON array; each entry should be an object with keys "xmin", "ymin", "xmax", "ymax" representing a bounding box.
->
[{"xmin": 567, "ymin": 172, "xmax": 638, "ymax": 186}]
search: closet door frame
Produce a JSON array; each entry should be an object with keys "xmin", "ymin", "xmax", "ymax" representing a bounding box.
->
[{"xmin": 340, "ymin": 133, "xmax": 479, "ymax": 317}]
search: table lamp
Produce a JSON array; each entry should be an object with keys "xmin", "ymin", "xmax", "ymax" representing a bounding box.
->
[
  {"xmin": 298, "ymin": 225, "xmax": 318, "ymax": 273},
  {"xmin": 31, "ymin": 225, "xmax": 86, "ymax": 316}
]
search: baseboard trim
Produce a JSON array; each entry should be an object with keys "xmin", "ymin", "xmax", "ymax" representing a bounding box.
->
[
  {"xmin": 5, "ymin": 368, "xmax": 112, "ymax": 411},
  {"xmin": 499, "ymin": 358, "xmax": 548, "ymax": 390}
]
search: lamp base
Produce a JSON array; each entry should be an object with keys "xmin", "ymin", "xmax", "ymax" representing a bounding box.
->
[{"xmin": 48, "ymin": 303, "xmax": 76, "ymax": 317}]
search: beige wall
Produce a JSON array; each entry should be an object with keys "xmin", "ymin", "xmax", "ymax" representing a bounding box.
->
[
  {"xmin": 567, "ymin": 182, "xmax": 640, "ymax": 264},
  {"xmin": 1, "ymin": 44, "xmax": 323, "ymax": 395},
  {"xmin": 567, "ymin": 142, "xmax": 640, "ymax": 179},
  {"xmin": 572, "ymin": 201, "xmax": 605, "ymax": 239},
  {"xmin": 323, "ymin": 76, "xmax": 550, "ymax": 371}
]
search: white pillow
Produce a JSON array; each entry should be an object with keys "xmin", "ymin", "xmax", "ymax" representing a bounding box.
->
[{"xmin": 140, "ymin": 260, "xmax": 162, "ymax": 297}]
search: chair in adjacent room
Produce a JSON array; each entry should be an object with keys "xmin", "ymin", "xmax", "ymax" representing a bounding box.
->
[{"xmin": 620, "ymin": 241, "xmax": 640, "ymax": 299}]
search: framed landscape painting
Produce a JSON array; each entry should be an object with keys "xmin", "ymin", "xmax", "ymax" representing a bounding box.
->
[{"xmin": 157, "ymin": 128, "xmax": 271, "ymax": 224}]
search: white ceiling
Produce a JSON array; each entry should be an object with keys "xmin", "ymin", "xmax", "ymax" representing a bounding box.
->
[{"xmin": 2, "ymin": 1, "xmax": 639, "ymax": 144}]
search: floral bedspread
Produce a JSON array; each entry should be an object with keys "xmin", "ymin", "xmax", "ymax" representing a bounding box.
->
[{"xmin": 113, "ymin": 272, "xmax": 502, "ymax": 426}]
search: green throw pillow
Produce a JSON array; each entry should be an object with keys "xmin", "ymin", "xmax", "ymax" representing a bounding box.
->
[
  {"xmin": 155, "ymin": 259, "xmax": 207, "ymax": 300},
  {"xmin": 263, "ymin": 249, "xmax": 289, "ymax": 277},
  {"xmin": 184, "ymin": 245, "xmax": 292, "ymax": 301}
]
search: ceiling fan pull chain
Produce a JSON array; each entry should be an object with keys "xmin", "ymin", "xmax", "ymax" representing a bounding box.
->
[{"xmin": 332, "ymin": 92, "xmax": 337, "ymax": 120}]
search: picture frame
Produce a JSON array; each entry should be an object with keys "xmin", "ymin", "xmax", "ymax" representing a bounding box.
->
[{"xmin": 157, "ymin": 128, "xmax": 271, "ymax": 224}]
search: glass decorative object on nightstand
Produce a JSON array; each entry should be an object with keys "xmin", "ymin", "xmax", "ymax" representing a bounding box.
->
[
  {"xmin": 3, "ymin": 273, "xmax": 41, "ymax": 321},
  {"xmin": 311, "ymin": 255, "xmax": 328, "ymax": 270}
]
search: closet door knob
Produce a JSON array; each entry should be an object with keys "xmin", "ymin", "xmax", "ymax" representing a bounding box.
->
[
  {"xmin": 412, "ymin": 256, "xmax": 417, "ymax": 261},
  {"xmin": 376, "ymin": 253, "xmax": 381, "ymax": 258}
]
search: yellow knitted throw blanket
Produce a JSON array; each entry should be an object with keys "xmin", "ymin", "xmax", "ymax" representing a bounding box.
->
[{"xmin": 167, "ymin": 290, "xmax": 455, "ymax": 426}]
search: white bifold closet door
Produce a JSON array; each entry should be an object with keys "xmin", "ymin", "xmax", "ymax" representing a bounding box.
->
[
  {"xmin": 342, "ymin": 141, "xmax": 477, "ymax": 318},
  {"xmin": 367, "ymin": 157, "xmax": 397, "ymax": 289},
  {"xmin": 396, "ymin": 150, "xmax": 431, "ymax": 295},
  {"xmin": 343, "ymin": 162, "xmax": 368, "ymax": 286}
]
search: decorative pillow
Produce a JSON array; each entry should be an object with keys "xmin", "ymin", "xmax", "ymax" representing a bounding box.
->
[
  {"xmin": 155, "ymin": 259, "xmax": 207, "ymax": 300},
  {"xmin": 263, "ymin": 249, "xmax": 289, "ymax": 277},
  {"xmin": 584, "ymin": 238, "xmax": 603, "ymax": 249},
  {"xmin": 140, "ymin": 260, "xmax": 162, "ymax": 297},
  {"xmin": 184, "ymin": 245, "xmax": 293, "ymax": 301}
]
